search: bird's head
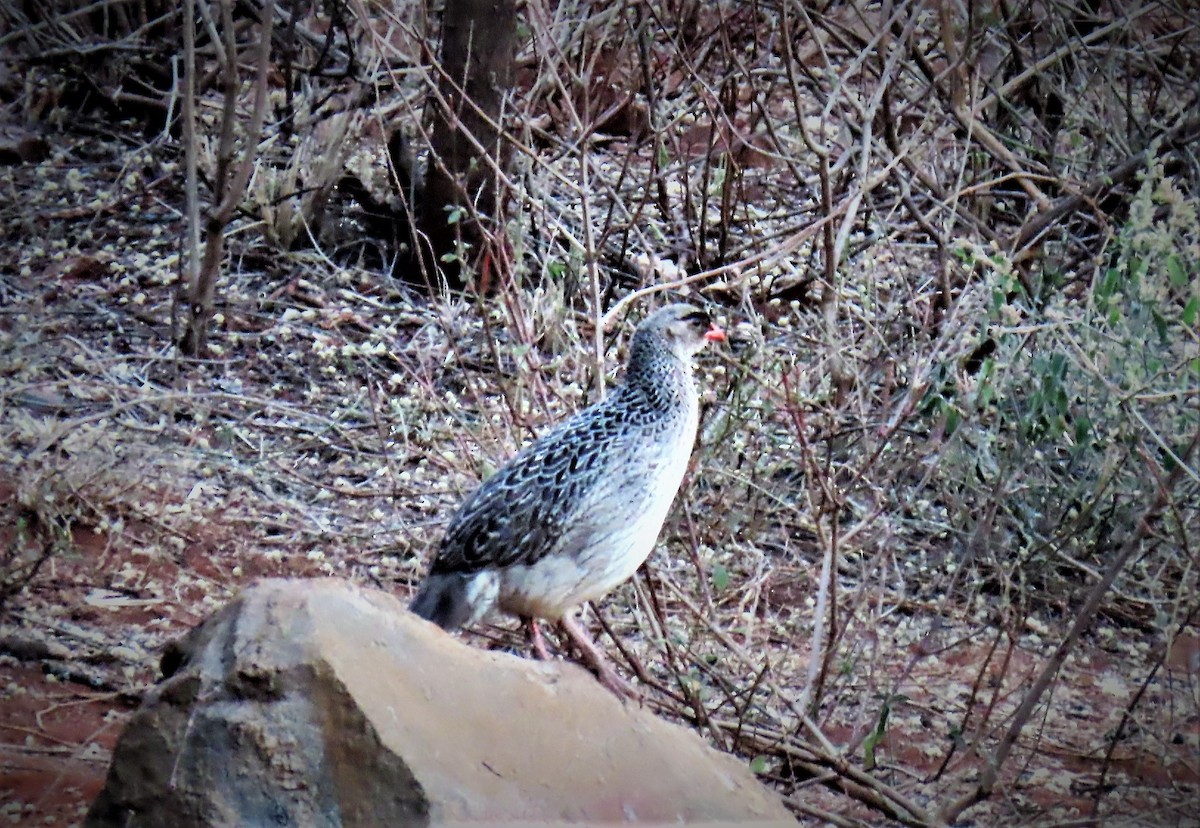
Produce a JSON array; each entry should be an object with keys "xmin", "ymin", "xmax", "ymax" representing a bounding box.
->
[{"xmin": 633, "ymin": 303, "xmax": 727, "ymax": 362}]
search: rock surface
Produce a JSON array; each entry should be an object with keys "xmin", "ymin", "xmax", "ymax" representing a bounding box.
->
[{"xmin": 85, "ymin": 578, "xmax": 793, "ymax": 827}]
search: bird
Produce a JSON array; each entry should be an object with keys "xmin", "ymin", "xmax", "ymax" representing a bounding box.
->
[{"xmin": 410, "ymin": 302, "xmax": 726, "ymax": 695}]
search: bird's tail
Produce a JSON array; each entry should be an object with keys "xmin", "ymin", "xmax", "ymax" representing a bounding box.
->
[{"xmin": 409, "ymin": 572, "xmax": 477, "ymax": 631}]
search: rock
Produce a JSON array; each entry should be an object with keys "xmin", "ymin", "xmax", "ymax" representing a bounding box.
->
[{"xmin": 85, "ymin": 578, "xmax": 793, "ymax": 827}]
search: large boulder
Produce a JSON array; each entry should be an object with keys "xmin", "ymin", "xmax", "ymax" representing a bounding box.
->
[{"xmin": 85, "ymin": 578, "xmax": 793, "ymax": 827}]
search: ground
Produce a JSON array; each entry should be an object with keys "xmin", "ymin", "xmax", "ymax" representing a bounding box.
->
[{"xmin": 2, "ymin": 127, "xmax": 1198, "ymax": 827}]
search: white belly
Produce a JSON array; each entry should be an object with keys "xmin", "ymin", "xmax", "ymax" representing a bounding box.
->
[{"xmin": 497, "ymin": 428, "xmax": 695, "ymax": 620}]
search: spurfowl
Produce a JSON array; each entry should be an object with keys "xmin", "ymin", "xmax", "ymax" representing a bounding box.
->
[{"xmin": 410, "ymin": 303, "xmax": 725, "ymax": 695}]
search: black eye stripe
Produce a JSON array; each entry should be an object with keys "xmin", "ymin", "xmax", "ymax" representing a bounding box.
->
[{"xmin": 682, "ymin": 310, "xmax": 710, "ymax": 326}]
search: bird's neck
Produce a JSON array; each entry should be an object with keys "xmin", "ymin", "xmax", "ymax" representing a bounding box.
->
[{"xmin": 623, "ymin": 337, "xmax": 695, "ymax": 413}]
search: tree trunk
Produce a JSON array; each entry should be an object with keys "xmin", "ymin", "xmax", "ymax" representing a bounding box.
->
[{"xmin": 408, "ymin": 0, "xmax": 516, "ymax": 292}]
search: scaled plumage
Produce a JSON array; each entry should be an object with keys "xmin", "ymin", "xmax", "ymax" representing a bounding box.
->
[{"xmin": 410, "ymin": 304, "xmax": 724, "ymax": 661}]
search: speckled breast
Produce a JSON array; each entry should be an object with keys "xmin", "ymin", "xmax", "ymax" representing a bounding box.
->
[{"xmin": 496, "ymin": 405, "xmax": 698, "ymax": 620}]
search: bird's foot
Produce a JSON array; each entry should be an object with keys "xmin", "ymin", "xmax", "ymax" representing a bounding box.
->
[
  {"xmin": 525, "ymin": 617, "xmax": 551, "ymax": 661},
  {"xmin": 557, "ymin": 615, "xmax": 642, "ymax": 703},
  {"xmin": 591, "ymin": 661, "xmax": 644, "ymax": 703}
]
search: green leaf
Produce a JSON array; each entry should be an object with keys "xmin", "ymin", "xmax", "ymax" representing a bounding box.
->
[
  {"xmin": 1073, "ymin": 416, "xmax": 1092, "ymax": 447},
  {"xmin": 547, "ymin": 260, "xmax": 566, "ymax": 279},
  {"xmin": 1162, "ymin": 445, "xmax": 1178, "ymax": 472},
  {"xmin": 944, "ymin": 406, "xmax": 961, "ymax": 436},
  {"xmin": 919, "ymin": 389, "xmax": 943, "ymax": 416},
  {"xmin": 1101, "ymin": 268, "xmax": 1120, "ymax": 294},
  {"xmin": 863, "ymin": 728, "xmax": 882, "ymax": 770},
  {"xmin": 990, "ymin": 289, "xmax": 1006, "ymax": 314},
  {"xmin": 712, "ymin": 563, "xmax": 730, "ymax": 591},
  {"xmin": 979, "ymin": 357, "xmax": 995, "ymax": 382},
  {"xmin": 863, "ymin": 694, "xmax": 905, "ymax": 770},
  {"xmin": 1130, "ymin": 257, "xmax": 1147, "ymax": 285},
  {"xmin": 1049, "ymin": 352, "xmax": 1068, "ymax": 378},
  {"xmin": 749, "ymin": 755, "xmax": 769, "ymax": 775},
  {"xmin": 1054, "ymin": 386, "xmax": 1069, "ymax": 416},
  {"xmin": 1152, "ymin": 309, "xmax": 1169, "ymax": 344},
  {"xmin": 1183, "ymin": 296, "xmax": 1199, "ymax": 327},
  {"xmin": 1166, "ymin": 255, "xmax": 1188, "ymax": 287}
]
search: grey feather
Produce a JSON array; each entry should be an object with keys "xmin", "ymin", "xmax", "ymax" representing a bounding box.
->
[
  {"xmin": 409, "ymin": 303, "xmax": 721, "ymax": 629},
  {"xmin": 409, "ymin": 572, "xmax": 474, "ymax": 630}
]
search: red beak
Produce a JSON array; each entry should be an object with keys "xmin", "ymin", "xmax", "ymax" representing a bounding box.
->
[{"xmin": 704, "ymin": 324, "xmax": 726, "ymax": 343}]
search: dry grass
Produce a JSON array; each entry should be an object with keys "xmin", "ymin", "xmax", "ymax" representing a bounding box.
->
[{"xmin": 2, "ymin": 1, "xmax": 1199, "ymax": 826}]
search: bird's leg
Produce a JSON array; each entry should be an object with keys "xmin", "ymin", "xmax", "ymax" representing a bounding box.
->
[
  {"xmin": 558, "ymin": 614, "xmax": 641, "ymax": 701},
  {"xmin": 524, "ymin": 616, "xmax": 551, "ymax": 660}
]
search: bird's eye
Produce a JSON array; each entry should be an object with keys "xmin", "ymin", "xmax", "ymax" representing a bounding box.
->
[{"xmin": 682, "ymin": 310, "xmax": 710, "ymax": 327}]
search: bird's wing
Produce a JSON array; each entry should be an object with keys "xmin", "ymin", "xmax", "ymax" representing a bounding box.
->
[
  {"xmin": 534, "ymin": 452, "xmax": 663, "ymax": 560},
  {"xmin": 431, "ymin": 411, "xmax": 622, "ymax": 575}
]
